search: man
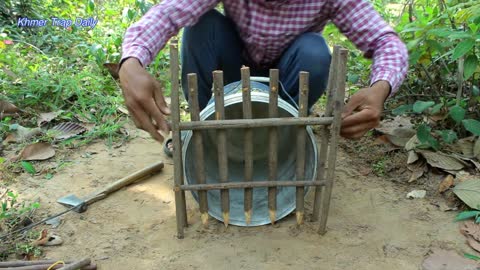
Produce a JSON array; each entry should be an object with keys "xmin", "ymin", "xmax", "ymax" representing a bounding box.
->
[{"xmin": 119, "ymin": 0, "xmax": 408, "ymax": 150}]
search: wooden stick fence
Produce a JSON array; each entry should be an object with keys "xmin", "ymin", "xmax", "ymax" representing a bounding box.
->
[{"xmin": 169, "ymin": 39, "xmax": 348, "ymax": 238}]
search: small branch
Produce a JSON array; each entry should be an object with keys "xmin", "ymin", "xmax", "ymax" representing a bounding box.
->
[{"xmin": 456, "ymin": 57, "xmax": 464, "ymax": 106}]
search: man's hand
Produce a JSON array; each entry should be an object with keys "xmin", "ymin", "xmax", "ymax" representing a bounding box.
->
[
  {"xmin": 340, "ymin": 81, "xmax": 390, "ymax": 139},
  {"xmin": 119, "ymin": 58, "xmax": 171, "ymax": 142}
]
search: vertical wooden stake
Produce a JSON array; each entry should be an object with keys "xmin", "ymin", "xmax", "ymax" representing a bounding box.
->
[
  {"xmin": 312, "ymin": 46, "xmax": 340, "ymax": 222},
  {"xmin": 170, "ymin": 38, "xmax": 187, "ymax": 238},
  {"xmin": 241, "ymin": 67, "xmax": 253, "ymax": 225},
  {"xmin": 318, "ymin": 48, "xmax": 348, "ymax": 234},
  {"xmin": 296, "ymin": 71, "xmax": 309, "ymax": 225},
  {"xmin": 213, "ymin": 70, "xmax": 230, "ymax": 227},
  {"xmin": 187, "ymin": 73, "xmax": 209, "ymax": 227},
  {"xmin": 268, "ymin": 69, "xmax": 279, "ymax": 225}
]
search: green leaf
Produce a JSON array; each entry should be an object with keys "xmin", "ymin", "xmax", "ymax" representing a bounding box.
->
[
  {"xmin": 436, "ymin": 129, "xmax": 458, "ymax": 144},
  {"xmin": 464, "ymin": 54, "xmax": 478, "ymax": 80},
  {"xmin": 417, "ymin": 124, "xmax": 439, "ymax": 150},
  {"xmin": 0, "ymin": 157, "xmax": 5, "ymax": 164},
  {"xmin": 449, "ymin": 105, "xmax": 466, "ymax": 123},
  {"xmin": 473, "ymin": 86, "xmax": 480, "ymax": 96},
  {"xmin": 463, "ymin": 119, "xmax": 480, "ymax": 136},
  {"xmin": 448, "ymin": 32, "xmax": 474, "ymax": 40},
  {"xmin": 21, "ymin": 161, "xmax": 36, "ymax": 175},
  {"xmin": 413, "ymin": 101, "xmax": 435, "ymax": 113},
  {"xmin": 452, "ymin": 39, "xmax": 475, "ymax": 61},
  {"xmin": 427, "ymin": 28, "xmax": 454, "ymax": 37},
  {"xmin": 454, "ymin": 180, "xmax": 480, "ymax": 210},
  {"xmin": 430, "ymin": 103, "xmax": 444, "ymax": 115},
  {"xmin": 392, "ymin": 104, "xmax": 413, "ymax": 115},
  {"xmin": 45, "ymin": 173, "xmax": 54, "ymax": 180},
  {"xmin": 455, "ymin": 210, "xmax": 480, "ymax": 221},
  {"xmin": 464, "ymin": 253, "xmax": 480, "ymax": 261}
]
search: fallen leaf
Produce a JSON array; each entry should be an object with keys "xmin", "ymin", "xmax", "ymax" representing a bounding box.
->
[
  {"xmin": 461, "ymin": 221, "xmax": 480, "ymax": 242},
  {"xmin": 0, "ymin": 100, "xmax": 20, "ymax": 120},
  {"xmin": 407, "ymin": 150, "xmax": 420, "ymax": 164},
  {"xmin": 407, "ymin": 160, "xmax": 427, "ymax": 182},
  {"xmin": 17, "ymin": 142, "xmax": 55, "ymax": 161},
  {"xmin": 422, "ymin": 249, "xmax": 480, "ymax": 270},
  {"xmin": 373, "ymin": 134, "xmax": 389, "ymax": 145},
  {"xmin": 103, "ymin": 63, "xmax": 119, "ymax": 79},
  {"xmin": 474, "ymin": 138, "xmax": 480, "ymax": 160},
  {"xmin": 407, "ymin": 189, "xmax": 426, "ymax": 199},
  {"xmin": 418, "ymin": 150, "xmax": 465, "ymax": 171},
  {"xmin": 405, "ymin": 135, "xmax": 421, "ymax": 151},
  {"xmin": 450, "ymin": 137, "xmax": 476, "ymax": 158},
  {"xmin": 32, "ymin": 229, "xmax": 63, "ymax": 246},
  {"xmin": 49, "ymin": 122, "xmax": 87, "ymax": 140},
  {"xmin": 386, "ymin": 128, "xmax": 416, "ymax": 147},
  {"xmin": 117, "ymin": 106, "xmax": 130, "ymax": 115},
  {"xmin": 454, "ymin": 180, "xmax": 480, "ymax": 209},
  {"xmin": 37, "ymin": 111, "xmax": 62, "ymax": 127},
  {"xmin": 5, "ymin": 125, "xmax": 43, "ymax": 143},
  {"xmin": 376, "ymin": 116, "xmax": 413, "ymax": 135},
  {"xmin": 439, "ymin": 175, "xmax": 455, "ymax": 193},
  {"xmin": 0, "ymin": 100, "xmax": 20, "ymax": 114},
  {"xmin": 457, "ymin": 172, "xmax": 479, "ymax": 183},
  {"xmin": 466, "ymin": 237, "xmax": 480, "ymax": 253}
]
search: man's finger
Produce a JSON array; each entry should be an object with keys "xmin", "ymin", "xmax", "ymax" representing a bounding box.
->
[
  {"xmin": 341, "ymin": 94, "xmax": 364, "ymax": 119},
  {"xmin": 143, "ymin": 99, "xmax": 170, "ymax": 133},
  {"xmin": 153, "ymin": 81, "xmax": 171, "ymax": 115},
  {"xmin": 135, "ymin": 108, "xmax": 165, "ymax": 142},
  {"xmin": 341, "ymin": 108, "xmax": 379, "ymax": 128},
  {"xmin": 340, "ymin": 120, "xmax": 378, "ymax": 138}
]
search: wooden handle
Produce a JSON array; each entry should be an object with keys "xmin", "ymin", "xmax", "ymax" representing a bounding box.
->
[{"xmin": 84, "ymin": 161, "xmax": 164, "ymax": 205}]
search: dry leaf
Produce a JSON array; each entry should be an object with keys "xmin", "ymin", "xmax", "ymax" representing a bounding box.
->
[
  {"xmin": 386, "ymin": 128, "xmax": 416, "ymax": 147},
  {"xmin": 439, "ymin": 175, "xmax": 454, "ymax": 193},
  {"xmin": 375, "ymin": 116, "xmax": 413, "ymax": 134},
  {"xmin": 450, "ymin": 137, "xmax": 476, "ymax": 158},
  {"xmin": 407, "ymin": 150, "xmax": 420, "ymax": 164},
  {"xmin": 117, "ymin": 106, "xmax": 130, "ymax": 115},
  {"xmin": 418, "ymin": 150, "xmax": 465, "ymax": 171},
  {"xmin": 454, "ymin": 180, "xmax": 480, "ymax": 210},
  {"xmin": 49, "ymin": 122, "xmax": 87, "ymax": 140},
  {"xmin": 6, "ymin": 125, "xmax": 43, "ymax": 143},
  {"xmin": 17, "ymin": 142, "xmax": 55, "ymax": 161},
  {"xmin": 422, "ymin": 249, "xmax": 480, "ymax": 270},
  {"xmin": 474, "ymin": 138, "xmax": 480, "ymax": 160},
  {"xmin": 37, "ymin": 111, "xmax": 62, "ymax": 127},
  {"xmin": 103, "ymin": 63, "xmax": 119, "ymax": 79},
  {"xmin": 32, "ymin": 229, "xmax": 63, "ymax": 246},
  {"xmin": 460, "ymin": 221, "xmax": 480, "ymax": 242},
  {"xmin": 466, "ymin": 236, "xmax": 480, "ymax": 253},
  {"xmin": 373, "ymin": 135, "xmax": 389, "ymax": 145},
  {"xmin": 0, "ymin": 100, "xmax": 20, "ymax": 120},
  {"xmin": 405, "ymin": 135, "xmax": 421, "ymax": 151},
  {"xmin": 407, "ymin": 160, "xmax": 427, "ymax": 182},
  {"xmin": 0, "ymin": 100, "xmax": 20, "ymax": 114}
]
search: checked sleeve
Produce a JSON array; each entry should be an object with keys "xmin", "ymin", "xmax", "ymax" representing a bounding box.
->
[
  {"xmin": 121, "ymin": 0, "xmax": 220, "ymax": 67},
  {"xmin": 330, "ymin": 0, "xmax": 408, "ymax": 95}
]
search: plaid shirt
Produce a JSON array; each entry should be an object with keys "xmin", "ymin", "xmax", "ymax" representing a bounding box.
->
[{"xmin": 122, "ymin": 0, "xmax": 408, "ymax": 93}]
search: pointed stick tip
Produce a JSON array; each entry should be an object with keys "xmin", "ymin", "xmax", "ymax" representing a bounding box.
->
[
  {"xmin": 245, "ymin": 210, "xmax": 252, "ymax": 225},
  {"xmin": 296, "ymin": 211, "xmax": 304, "ymax": 225},
  {"xmin": 269, "ymin": 209, "xmax": 276, "ymax": 225},
  {"xmin": 201, "ymin": 213, "xmax": 209, "ymax": 227},
  {"xmin": 223, "ymin": 212, "xmax": 229, "ymax": 228}
]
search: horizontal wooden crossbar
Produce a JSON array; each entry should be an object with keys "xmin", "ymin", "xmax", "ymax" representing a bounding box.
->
[
  {"xmin": 178, "ymin": 117, "xmax": 333, "ymax": 130},
  {"xmin": 176, "ymin": 180, "xmax": 327, "ymax": 191}
]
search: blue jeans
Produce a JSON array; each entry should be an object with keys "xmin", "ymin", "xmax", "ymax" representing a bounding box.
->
[{"xmin": 181, "ymin": 10, "xmax": 331, "ymax": 110}]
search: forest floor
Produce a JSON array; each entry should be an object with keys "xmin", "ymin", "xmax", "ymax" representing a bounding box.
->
[{"xmin": 6, "ymin": 123, "xmax": 469, "ymax": 270}]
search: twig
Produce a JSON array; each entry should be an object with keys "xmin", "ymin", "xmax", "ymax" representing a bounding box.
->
[{"xmin": 456, "ymin": 56, "xmax": 464, "ymax": 106}]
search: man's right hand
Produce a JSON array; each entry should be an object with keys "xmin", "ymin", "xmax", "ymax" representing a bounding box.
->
[{"xmin": 119, "ymin": 58, "xmax": 171, "ymax": 142}]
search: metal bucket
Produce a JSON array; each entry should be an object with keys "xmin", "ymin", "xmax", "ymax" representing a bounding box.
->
[{"xmin": 182, "ymin": 80, "xmax": 318, "ymax": 226}]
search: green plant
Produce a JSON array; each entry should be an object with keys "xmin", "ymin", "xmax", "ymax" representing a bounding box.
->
[
  {"xmin": 455, "ymin": 210, "xmax": 480, "ymax": 223},
  {"xmin": 372, "ymin": 159, "xmax": 386, "ymax": 176},
  {"xmin": 1, "ymin": 191, "xmax": 40, "ymax": 231}
]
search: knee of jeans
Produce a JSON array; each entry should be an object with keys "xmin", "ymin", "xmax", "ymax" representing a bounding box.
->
[
  {"xmin": 293, "ymin": 33, "xmax": 331, "ymax": 65},
  {"xmin": 184, "ymin": 9, "xmax": 224, "ymax": 38}
]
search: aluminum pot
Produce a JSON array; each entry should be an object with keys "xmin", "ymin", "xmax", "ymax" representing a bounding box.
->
[{"xmin": 182, "ymin": 80, "xmax": 318, "ymax": 226}]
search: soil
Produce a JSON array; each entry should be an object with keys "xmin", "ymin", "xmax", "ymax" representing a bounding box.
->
[{"xmin": 7, "ymin": 128, "xmax": 471, "ymax": 270}]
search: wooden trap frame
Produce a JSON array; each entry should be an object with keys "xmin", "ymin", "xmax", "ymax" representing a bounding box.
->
[{"xmin": 169, "ymin": 39, "xmax": 348, "ymax": 239}]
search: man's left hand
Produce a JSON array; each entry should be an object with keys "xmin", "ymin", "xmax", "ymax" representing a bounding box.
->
[{"xmin": 340, "ymin": 80, "xmax": 390, "ymax": 139}]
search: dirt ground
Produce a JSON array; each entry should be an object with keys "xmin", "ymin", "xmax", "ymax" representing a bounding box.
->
[{"xmin": 9, "ymin": 129, "xmax": 470, "ymax": 270}]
